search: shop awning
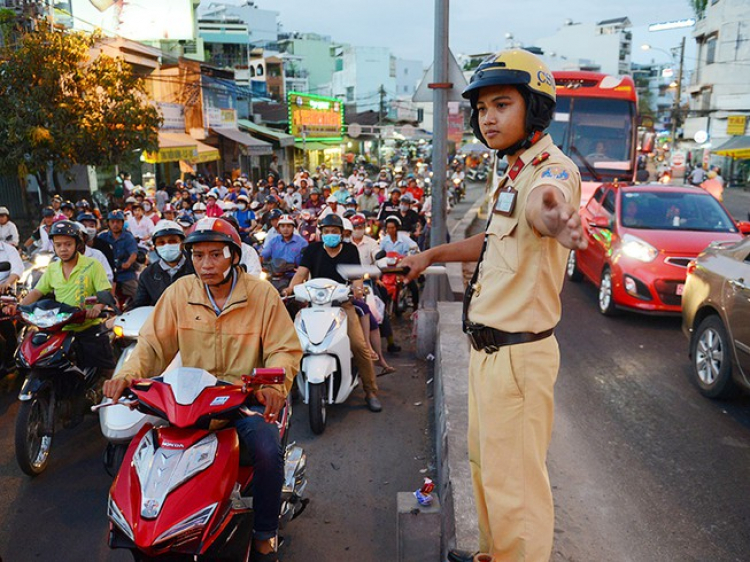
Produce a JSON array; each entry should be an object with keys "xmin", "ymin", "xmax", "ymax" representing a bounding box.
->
[
  {"xmin": 294, "ymin": 141, "xmax": 334, "ymax": 152},
  {"xmin": 143, "ymin": 132, "xmax": 220, "ymax": 164},
  {"xmin": 212, "ymin": 127, "xmax": 273, "ymax": 156},
  {"xmin": 237, "ymin": 119, "xmax": 295, "ymax": 147},
  {"xmin": 713, "ymin": 135, "xmax": 750, "ymax": 159}
]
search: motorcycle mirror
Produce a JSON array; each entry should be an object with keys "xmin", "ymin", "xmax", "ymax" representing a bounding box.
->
[
  {"xmin": 244, "ymin": 368, "xmax": 286, "ymax": 386},
  {"xmin": 0, "ymin": 262, "xmax": 11, "ymax": 272},
  {"xmin": 84, "ymin": 296, "xmax": 98, "ymax": 305},
  {"xmin": 374, "ymin": 250, "xmax": 386, "ymax": 260},
  {"xmin": 0, "ymin": 295, "xmax": 16, "ymax": 304}
]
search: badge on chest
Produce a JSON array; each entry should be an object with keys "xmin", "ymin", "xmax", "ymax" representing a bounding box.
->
[{"xmin": 493, "ymin": 187, "xmax": 518, "ymax": 216}]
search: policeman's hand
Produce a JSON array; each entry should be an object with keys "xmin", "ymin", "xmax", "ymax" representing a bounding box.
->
[
  {"xmin": 103, "ymin": 378, "xmax": 130, "ymax": 403},
  {"xmin": 256, "ymin": 387, "xmax": 285, "ymax": 423},
  {"xmin": 539, "ymin": 187, "xmax": 588, "ymax": 251},
  {"xmin": 400, "ymin": 252, "xmax": 432, "ymax": 283}
]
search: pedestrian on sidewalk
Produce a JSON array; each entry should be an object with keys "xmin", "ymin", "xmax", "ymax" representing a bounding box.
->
[{"xmin": 401, "ymin": 49, "xmax": 587, "ymax": 562}]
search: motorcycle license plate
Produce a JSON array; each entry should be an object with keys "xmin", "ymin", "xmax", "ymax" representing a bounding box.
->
[{"xmin": 676, "ymin": 283, "xmax": 684, "ymax": 296}]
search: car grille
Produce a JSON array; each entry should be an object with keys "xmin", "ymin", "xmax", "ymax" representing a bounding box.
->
[
  {"xmin": 654, "ymin": 279, "xmax": 683, "ymax": 306},
  {"xmin": 664, "ymin": 257, "xmax": 693, "ymax": 268}
]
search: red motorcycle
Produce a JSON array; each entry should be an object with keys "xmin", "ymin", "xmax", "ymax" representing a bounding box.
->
[
  {"xmin": 378, "ymin": 252, "xmax": 414, "ymax": 317},
  {"xmin": 102, "ymin": 367, "xmax": 308, "ymax": 561},
  {"xmin": 12, "ymin": 297, "xmax": 114, "ymax": 475}
]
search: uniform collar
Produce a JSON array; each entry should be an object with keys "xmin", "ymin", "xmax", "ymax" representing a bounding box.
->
[{"xmin": 495, "ymin": 134, "xmax": 554, "ymax": 193}]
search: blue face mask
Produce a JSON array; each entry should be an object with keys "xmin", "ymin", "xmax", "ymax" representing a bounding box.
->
[
  {"xmin": 157, "ymin": 243, "xmax": 183, "ymax": 263},
  {"xmin": 322, "ymin": 233, "xmax": 341, "ymax": 248}
]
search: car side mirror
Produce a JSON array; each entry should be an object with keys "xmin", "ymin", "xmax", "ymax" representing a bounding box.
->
[
  {"xmin": 736, "ymin": 221, "xmax": 750, "ymax": 236},
  {"xmin": 590, "ymin": 216, "xmax": 611, "ymax": 230}
]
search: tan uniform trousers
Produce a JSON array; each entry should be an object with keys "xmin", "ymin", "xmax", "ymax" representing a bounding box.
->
[
  {"xmin": 342, "ymin": 302, "xmax": 378, "ymax": 395},
  {"xmin": 468, "ymin": 335, "xmax": 559, "ymax": 561}
]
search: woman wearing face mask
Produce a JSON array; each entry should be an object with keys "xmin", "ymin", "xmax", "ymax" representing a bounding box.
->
[
  {"xmin": 128, "ymin": 220, "xmax": 194, "ymax": 309},
  {"xmin": 233, "ymin": 194, "xmax": 256, "ymax": 242},
  {"xmin": 143, "ymin": 197, "xmax": 161, "ymax": 226}
]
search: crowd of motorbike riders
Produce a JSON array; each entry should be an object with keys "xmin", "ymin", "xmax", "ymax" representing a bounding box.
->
[{"xmin": 0, "ymin": 158, "xmax": 473, "ymax": 388}]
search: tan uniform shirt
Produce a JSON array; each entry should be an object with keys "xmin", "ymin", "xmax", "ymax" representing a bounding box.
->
[
  {"xmin": 468, "ymin": 134, "xmax": 581, "ymax": 333},
  {"xmin": 116, "ymin": 272, "xmax": 302, "ymax": 396}
]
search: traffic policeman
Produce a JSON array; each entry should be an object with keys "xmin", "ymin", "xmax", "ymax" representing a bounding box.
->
[{"xmin": 401, "ymin": 49, "xmax": 587, "ymax": 561}]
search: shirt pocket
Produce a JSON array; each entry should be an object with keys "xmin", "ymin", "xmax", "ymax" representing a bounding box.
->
[{"xmin": 484, "ymin": 214, "xmax": 519, "ymax": 273}]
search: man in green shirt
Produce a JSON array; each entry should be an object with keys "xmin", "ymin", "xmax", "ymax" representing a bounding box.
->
[{"xmin": 7, "ymin": 221, "xmax": 116, "ymax": 374}]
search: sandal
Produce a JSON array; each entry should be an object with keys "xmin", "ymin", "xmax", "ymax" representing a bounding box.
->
[{"xmin": 377, "ymin": 365, "xmax": 397, "ymax": 376}]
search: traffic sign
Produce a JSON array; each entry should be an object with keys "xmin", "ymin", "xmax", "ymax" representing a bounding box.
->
[
  {"xmin": 348, "ymin": 123, "xmax": 362, "ymax": 138},
  {"xmin": 671, "ymin": 151, "xmax": 686, "ymax": 168}
]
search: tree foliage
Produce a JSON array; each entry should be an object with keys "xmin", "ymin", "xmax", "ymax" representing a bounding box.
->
[
  {"xmin": 0, "ymin": 22, "xmax": 161, "ymax": 180},
  {"xmin": 687, "ymin": 0, "xmax": 708, "ymax": 18}
]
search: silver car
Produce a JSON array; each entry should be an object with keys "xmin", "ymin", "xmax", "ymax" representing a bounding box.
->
[{"xmin": 682, "ymin": 237, "xmax": 750, "ymax": 398}]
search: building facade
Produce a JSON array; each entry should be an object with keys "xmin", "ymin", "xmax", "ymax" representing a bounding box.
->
[
  {"xmin": 536, "ymin": 17, "xmax": 633, "ymax": 76},
  {"xmin": 684, "ymin": 0, "xmax": 750, "ymax": 183}
]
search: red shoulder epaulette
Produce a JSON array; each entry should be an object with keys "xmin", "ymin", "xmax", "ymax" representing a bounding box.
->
[{"xmin": 532, "ymin": 152, "xmax": 550, "ymax": 166}]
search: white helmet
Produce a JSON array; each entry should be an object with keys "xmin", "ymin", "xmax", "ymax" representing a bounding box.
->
[
  {"xmin": 192, "ymin": 202, "xmax": 207, "ymax": 212},
  {"xmin": 153, "ymin": 219, "xmax": 185, "ymax": 240},
  {"xmin": 342, "ymin": 218, "xmax": 353, "ymax": 232}
]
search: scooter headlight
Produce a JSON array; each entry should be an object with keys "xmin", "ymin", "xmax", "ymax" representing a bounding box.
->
[
  {"xmin": 153, "ymin": 503, "xmax": 217, "ymax": 546},
  {"xmin": 34, "ymin": 254, "xmax": 52, "ymax": 268},
  {"xmin": 308, "ymin": 286, "xmax": 333, "ymax": 305},
  {"xmin": 108, "ymin": 496, "xmax": 135, "ymax": 541},
  {"xmin": 21, "ymin": 308, "xmax": 73, "ymax": 329},
  {"xmin": 133, "ymin": 430, "xmax": 156, "ymax": 486}
]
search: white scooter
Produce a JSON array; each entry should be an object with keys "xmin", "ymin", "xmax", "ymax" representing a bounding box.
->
[
  {"xmin": 293, "ymin": 278, "xmax": 357, "ymax": 435},
  {"xmin": 100, "ymin": 306, "xmax": 168, "ymax": 476}
]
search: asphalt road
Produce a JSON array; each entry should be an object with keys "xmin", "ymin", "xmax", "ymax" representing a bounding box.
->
[{"xmin": 550, "ymin": 186, "xmax": 750, "ymax": 562}]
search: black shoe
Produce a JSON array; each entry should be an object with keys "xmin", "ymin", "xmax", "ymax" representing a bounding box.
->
[
  {"xmin": 447, "ymin": 549, "xmax": 479, "ymax": 562},
  {"xmin": 365, "ymin": 395, "xmax": 382, "ymax": 412},
  {"xmin": 387, "ymin": 343, "xmax": 401, "ymax": 353}
]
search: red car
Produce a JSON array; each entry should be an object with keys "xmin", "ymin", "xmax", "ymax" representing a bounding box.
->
[{"xmin": 567, "ymin": 183, "xmax": 750, "ymax": 315}]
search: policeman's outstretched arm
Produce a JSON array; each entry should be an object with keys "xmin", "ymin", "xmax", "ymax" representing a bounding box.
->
[
  {"xmin": 401, "ymin": 233, "xmax": 484, "ymax": 282},
  {"xmin": 525, "ymin": 185, "xmax": 587, "ymax": 250}
]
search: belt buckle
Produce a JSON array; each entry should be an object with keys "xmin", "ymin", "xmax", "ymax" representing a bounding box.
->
[{"xmin": 483, "ymin": 344, "xmax": 499, "ymax": 354}]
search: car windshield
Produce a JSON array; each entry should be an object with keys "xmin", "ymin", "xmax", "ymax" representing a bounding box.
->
[
  {"xmin": 619, "ymin": 191, "xmax": 738, "ymax": 232},
  {"xmin": 548, "ymin": 97, "xmax": 635, "ymax": 181}
]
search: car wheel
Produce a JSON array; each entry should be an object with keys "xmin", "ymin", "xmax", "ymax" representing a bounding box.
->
[
  {"xmin": 598, "ymin": 267, "xmax": 618, "ymax": 316},
  {"xmin": 691, "ymin": 315, "xmax": 737, "ymax": 399},
  {"xmin": 566, "ymin": 250, "xmax": 583, "ymax": 282}
]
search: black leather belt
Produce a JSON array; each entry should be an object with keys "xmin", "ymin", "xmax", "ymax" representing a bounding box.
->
[{"xmin": 463, "ymin": 322, "xmax": 554, "ymax": 354}]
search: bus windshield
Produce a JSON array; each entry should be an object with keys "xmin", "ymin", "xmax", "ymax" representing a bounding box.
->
[{"xmin": 548, "ymin": 97, "xmax": 635, "ymax": 182}]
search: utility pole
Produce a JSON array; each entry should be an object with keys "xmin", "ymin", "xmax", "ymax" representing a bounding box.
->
[
  {"xmin": 416, "ymin": 0, "xmax": 450, "ymax": 357},
  {"xmin": 377, "ymin": 84, "xmax": 386, "ymax": 167},
  {"xmin": 670, "ymin": 36, "xmax": 686, "ymax": 152}
]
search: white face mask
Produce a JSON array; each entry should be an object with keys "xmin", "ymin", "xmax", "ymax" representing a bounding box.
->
[
  {"xmin": 143, "ymin": 204, "xmax": 152, "ymax": 212},
  {"xmin": 156, "ymin": 243, "xmax": 182, "ymax": 263},
  {"xmin": 237, "ymin": 203, "xmax": 247, "ymax": 210},
  {"xmin": 194, "ymin": 212, "xmax": 206, "ymax": 220}
]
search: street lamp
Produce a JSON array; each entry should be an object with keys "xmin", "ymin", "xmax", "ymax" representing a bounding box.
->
[{"xmin": 641, "ymin": 41, "xmax": 685, "ymax": 149}]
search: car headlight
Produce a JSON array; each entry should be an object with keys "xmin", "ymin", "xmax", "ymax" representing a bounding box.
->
[
  {"xmin": 620, "ymin": 234, "xmax": 658, "ymax": 262},
  {"xmin": 108, "ymin": 496, "xmax": 135, "ymax": 541}
]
